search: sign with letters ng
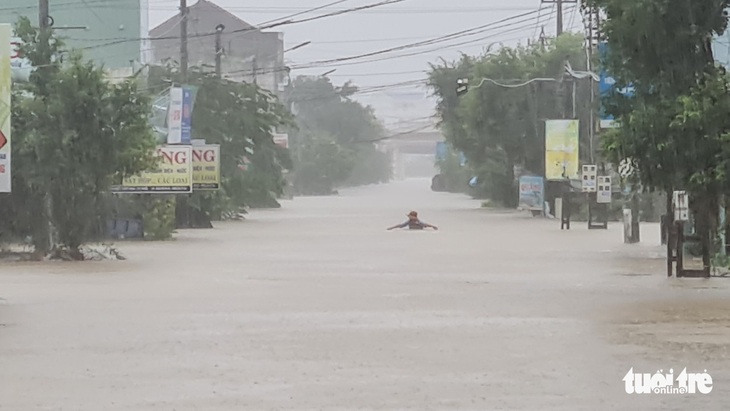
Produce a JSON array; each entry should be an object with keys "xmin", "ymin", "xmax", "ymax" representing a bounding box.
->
[
  {"xmin": 112, "ymin": 145, "xmax": 193, "ymax": 193},
  {"xmin": 192, "ymin": 144, "xmax": 220, "ymax": 190}
]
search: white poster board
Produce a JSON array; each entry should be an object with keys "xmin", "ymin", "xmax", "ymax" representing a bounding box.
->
[
  {"xmin": 597, "ymin": 176, "xmax": 612, "ymax": 204},
  {"xmin": 582, "ymin": 165, "xmax": 597, "ymax": 193},
  {"xmin": 167, "ymin": 87, "xmax": 183, "ymax": 144}
]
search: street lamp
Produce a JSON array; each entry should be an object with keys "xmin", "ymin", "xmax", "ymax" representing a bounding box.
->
[{"xmin": 320, "ymin": 69, "xmax": 337, "ymax": 77}]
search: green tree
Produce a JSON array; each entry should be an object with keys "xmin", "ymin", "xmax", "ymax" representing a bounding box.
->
[
  {"xmin": 591, "ymin": 0, "xmax": 730, "ymax": 267},
  {"xmin": 429, "ymin": 34, "xmax": 590, "ymax": 206},
  {"xmin": 293, "ymin": 133, "xmax": 354, "ymax": 195},
  {"xmin": 2, "ymin": 18, "xmax": 156, "ymax": 257},
  {"xmin": 146, "ymin": 65, "xmax": 292, "ymax": 225},
  {"xmin": 284, "ymin": 76, "xmax": 391, "ymax": 195}
]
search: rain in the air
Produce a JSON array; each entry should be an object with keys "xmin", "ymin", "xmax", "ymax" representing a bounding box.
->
[{"xmin": 1, "ymin": 0, "xmax": 729, "ymax": 409}]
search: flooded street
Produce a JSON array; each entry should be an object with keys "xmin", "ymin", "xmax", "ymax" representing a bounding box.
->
[{"xmin": 2, "ymin": 179, "xmax": 730, "ymax": 410}]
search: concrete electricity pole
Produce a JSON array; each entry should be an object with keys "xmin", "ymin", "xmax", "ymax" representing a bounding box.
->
[
  {"xmin": 252, "ymin": 56, "xmax": 258, "ymax": 85},
  {"xmin": 39, "ymin": 0, "xmax": 57, "ymax": 251},
  {"xmin": 39, "ymin": 0, "xmax": 49, "ymax": 32},
  {"xmin": 180, "ymin": 0, "xmax": 189, "ymax": 82},
  {"xmin": 556, "ymin": 0, "xmax": 563, "ymax": 36},
  {"xmin": 38, "ymin": 0, "xmax": 51, "ymax": 65},
  {"xmin": 215, "ymin": 24, "xmax": 225, "ymax": 78},
  {"xmin": 541, "ymin": 0, "xmax": 578, "ymax": 38}
]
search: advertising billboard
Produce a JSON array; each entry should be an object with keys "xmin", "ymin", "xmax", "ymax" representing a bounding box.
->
[
  {"xmin": 518, "ymin": 176, "xmax": 544, "ymax": 210},
  {"xmin": 112, "ymin": 146, "xmax": 193, "ymax": 193},
  {"xmin": 0, "ymin": 24, "xmax": 11, "ymax": 193},
  {"xmin": 181, "ymin": 86, "xmax": 193, "ymax": 144},
  {"xmin": 10, "ymin": 35, "xmax": 31, "ymax": 83},
  {"xmin": 598, "ymin": 42, "xmax": 634, "ymax": 129},
  {"xmin": 545, "ymin": 120, "xmax": 580, "ymax": 181},
  {"xmin": 192, "ymin": 144, "xmax": 220, "ymax": 190},
  {"xmin": 167, "ymin": 87, "xmax": 183, "ymax": 144}
]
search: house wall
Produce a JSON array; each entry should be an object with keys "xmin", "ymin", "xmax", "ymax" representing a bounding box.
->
[
  {"xmin": 0, "ymin": 0, "xmax": 147, "ymax": 68},
  {"xmin": 151, "ymin": 2, "xmax": 284, "ymax": 93}
]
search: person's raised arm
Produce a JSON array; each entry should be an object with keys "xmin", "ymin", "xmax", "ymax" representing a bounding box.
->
[
  {"xmin": 423, "ymin": 221, "xmax": 438, "ymax": 230},
  {"xmin": 387, "ymin": 221, "xmax": 408, "ymax": 230}
]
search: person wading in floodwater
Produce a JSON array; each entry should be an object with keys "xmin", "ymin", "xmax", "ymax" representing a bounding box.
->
[{"xmin": 387, "ymin": 211, "xmax": 438, "ymax": 231}]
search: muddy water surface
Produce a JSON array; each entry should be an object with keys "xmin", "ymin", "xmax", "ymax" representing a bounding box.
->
[{"xmin": 1, "ymin": 179, "xmax": 729, "ymax": 410}]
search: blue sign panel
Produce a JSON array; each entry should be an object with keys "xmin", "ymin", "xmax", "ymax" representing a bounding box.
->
[
  {"xmin": 435, "ymin": 141, "xmax": 447, "ymax": 162},
  {"xmin": 181, "ymin": 86, "xmax": 194, "ymax": 144},
  {"xmin": 713, "ymin": 26, "xmax": 730, "ymax": 68},
  {"xmin": 598, "ymin": 42, "xmax": 634, "ymax": 129},
  {"xmin": 518, "ymin": 176, "xmax": 545, "ymax": 210}
]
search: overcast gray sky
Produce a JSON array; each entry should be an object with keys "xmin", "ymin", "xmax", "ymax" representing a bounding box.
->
[{"xmin": 149, "ymin": 0, "xmax": 584, "ymax": 129}]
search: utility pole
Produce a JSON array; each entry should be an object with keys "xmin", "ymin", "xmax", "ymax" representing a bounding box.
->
[
  {"xmin": 541, "ymin": 0, "xmax": 577, "ymax": 38},
  {"xmin": 39, "ymin": 0, "xmax": 49, "ymax": 32},
  {"xmin": 556, "ymin": 0, "xmax": 563, "ymax": 36},
  {"xmin": 38, "ymin": 0, "xmax": 51, "ymax": 68},
  {"xmin": 39, "ymin": 0, "xmax": 56, "ymax": 252},
  {"xmin": 252, "ymin": 56, "xmax": 258, "ymax": 85},
  {"xmin": 539, "ymin": 27, "xmax": 547, "ymax": 51},
  {"xmin": 180, "ymin": 0, "xmax": 188, "ymax": 82},
  {"xmin": 215, "ymin": 24, "xmax": 225, "ymax": 78}
]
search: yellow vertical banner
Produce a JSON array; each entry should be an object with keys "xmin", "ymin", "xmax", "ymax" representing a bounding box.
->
[
  {"xmin": 545, "ymin": 119, "xmax": 580, "ymax": 181},
  {"xmin": 0, "ymin": 24, "xmax": 11, "ymax": 193},
  {"xmin": 192, "ymin": 144, "xmax": 220, "ymax": 190}
]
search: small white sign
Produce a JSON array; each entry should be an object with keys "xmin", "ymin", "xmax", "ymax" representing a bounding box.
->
[
  {"xmin": 273, "ymin": 133, "xmax": 289, "ymax": 149},
  {"xmin": 597, "ymin": 176, "xmax": 612, "ymax": 204},
  {"xmin": 673, "ymin": 191, "xmax": 689, "ymax": 221},
  {"xmin": 582, "ymin": 165, "xmax": 597, "ymax": 193},
  {"xmin": 167, "ymin": 87, "xmax": 183, "ymax": 144},
  {"xmin": 10, "ymin": 36, "xmax": 32, "ymax": 82}
]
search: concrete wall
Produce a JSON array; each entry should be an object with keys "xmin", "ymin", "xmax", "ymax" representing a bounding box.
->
[{"xmin": 0, "ymin": 0, "xmax": 146, "ymax": 69}]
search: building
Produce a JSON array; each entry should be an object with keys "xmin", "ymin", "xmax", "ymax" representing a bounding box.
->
[
  {"xmin": 150, "ymin": 0, "xmax": 285, "ymax": 93},
  {"xmin": 0, "ymin": 0, "xmax": 151, "ymax": 69}
]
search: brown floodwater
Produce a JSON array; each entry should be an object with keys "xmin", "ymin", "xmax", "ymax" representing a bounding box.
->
[{"xmin": 1, "ymin": 179, "xmax": 729, "ymax": 410}]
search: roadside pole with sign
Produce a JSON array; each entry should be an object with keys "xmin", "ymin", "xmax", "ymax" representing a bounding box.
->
[
  {"xmin": 583, "ymin": 165, "xmax": 609, "ymax": 230},
  {"xmin": 670, "ymin": 191, "xmax": 710, "ymax": 278},
  {"xmin": 545, "ymin": 119, "xmax": 580, "ymax": 230}
]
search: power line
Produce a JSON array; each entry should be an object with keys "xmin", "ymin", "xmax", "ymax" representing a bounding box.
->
[
  {"xmin": 78, "ymin": 0, "xmax": 406, "ymax": 51},
  {"xmin": 256, "ymin": 0, "xmax": 353, "ymax": 25},
  {"xmin": 245, "ymin": 8, "xmax": 557, "ymax": 75},
  {"xmin": 357, "ymin": 125, "xmax": 435, "ymax": 144},
  {"xmin": 300, "ymin": 8, "xmax": 549, "ymax": 66},
  {"xmin": 205, "ymin": 13, "xmax": 536, "ymax": 78},
  {"xmin": 220, "ymin": 14, "xmax": 561, "ymax": 80},
  {"xmin": 287, "ymin": 13, "xmax": 567, "ymax": 71}
]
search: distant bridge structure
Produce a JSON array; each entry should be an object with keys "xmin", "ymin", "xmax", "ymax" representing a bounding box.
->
[{"xmin": 378, "ymin": 128, "xmax": 444, "ymax": 180}]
